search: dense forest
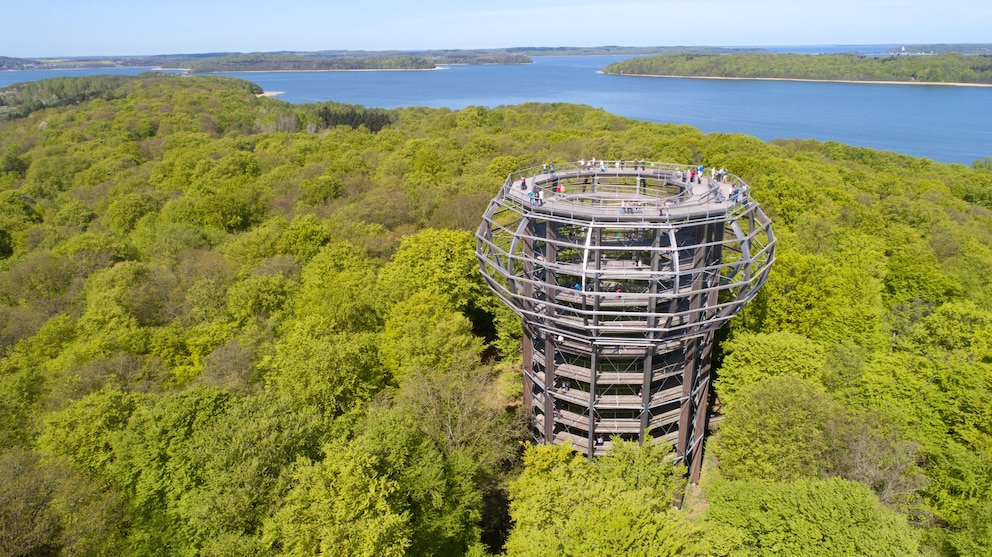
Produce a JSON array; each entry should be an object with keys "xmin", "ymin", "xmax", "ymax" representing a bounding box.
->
[
  {"xmin": 603, "ymin": 53, "xmax": 992, "ymax": 84},
  {"xmin": 175, "ymin": 54, "xmax": 437, "ymax": 72},
  {"xmin": 0, "ymin": 50, "xmax": 531, "ymax": 72},
  {"xmin": 0, "ymin": 73, "xmax": 991, "ymax": 556}
]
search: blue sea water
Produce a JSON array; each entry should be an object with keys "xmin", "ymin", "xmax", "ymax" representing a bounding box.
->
[{"xmin": 3, "ymin": 56, "xmax": 990, "ymax": 165}]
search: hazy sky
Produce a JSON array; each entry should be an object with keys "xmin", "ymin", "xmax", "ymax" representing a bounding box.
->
[{"xmin": 3, "ymin": 0, "xmax": 990, "ymax": 58}]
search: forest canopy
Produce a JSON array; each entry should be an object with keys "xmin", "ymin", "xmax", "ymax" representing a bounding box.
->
[
  {"xmin": 0, "ymin": 73, "xmax": 991, "ymax": 556},
  {"xmin": 2, "ymin": 49, "xmax": 533, "ymax": 72},
  {"xmin": 603, "ymin": 52, "xmax": 992, "ymax": 84}
]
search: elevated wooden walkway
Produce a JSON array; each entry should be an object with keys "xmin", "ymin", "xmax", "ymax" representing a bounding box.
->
[{"xmin": 505, "ymin": 163, "xmax": 748, "ymax": 223}]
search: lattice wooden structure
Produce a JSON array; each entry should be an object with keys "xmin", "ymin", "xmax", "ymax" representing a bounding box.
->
[{"xmin": 476, "ymin": 161, "xmax": 774, "ymax": 481}]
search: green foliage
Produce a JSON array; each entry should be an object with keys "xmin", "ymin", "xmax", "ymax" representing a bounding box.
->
[
  {"xmin": 597, "ymin": 437, "xmax": 687, "ymax": 500},
  {"xmin": 505, "ymin": 443, "xmax": 698, "ymax": 557},
  {"xmin": 712, "ymin": 376, "xmax": 840, "ymax": 482},
  {"xmin": 0, "ymin": 447, "xmax": 125, "ymax": 556},
  {"xmin": 263, "ymin": 444, "xmax": 411, "ymax": 557},
  {"xmin": 264, "ymin": 410, "xmax": 483, "ymax": 556},
  {"xmin": 37, "ymin": 387, "xmax": 143, "ymax": 476},
  {"xmin": 0, "ymin": 190, "xmax": 42, "ymax": 232},
  {"xmin": 715, "ymin": 331, "xmax": 826, "ymax": 402},
  {"xmin": 605, "ymin": 53, "xmax": 992, "ymax": 84},
  {"xmin": 0, "ymin": 75, "xmax": 130, "ymax": 120},
  {"xmin": 108, "ymin": 389, "xmax": 326, "ymax": 554},
  {"xmin": 314, "ymin": 102, "xmax": 396, "ymax": 132},
  {"xmin": 184, "ymin": 54, "xmax": 434, "ymax": 73},
  {"xmin": 712, "ymin": 375, "xmax": 928, "ymax": 508},
  {"xmin": 298, "ymin": 174, "xmax": 344, "ymax": 206},
  {"xmin": 103, "ymin": 193, "xmax": 159, "ymax": 235},
  {"xmin": 292, "ymin": 242, "xmax": 382, "ymax": 333},
  {"xmin": 379, "ymin": 291, "xmax": 484, "ymax": 383},
  {"xmin": 2, "ymin": 73, "xmax": 992, "ymax": 554},
  {"xmin": 279, "ymin": 214, "xmax": 330, "ymax": 262},
  {"xmin": 394, "ymin": 362, "xmax": 525, "ymax": 475},
  {"xmin": 378, "ymin": 228, "xmax": 486, "ymax": 312},
  {"xmin": 701, "ymin": 477, "xmax": 919, "ymax": 556},
  {"xmin": 225, "ymin": 273, "xmax": 290, "ymax": 325},
  {"xmin": 266, "ymin": 323, "xmax": 385, "ymax": 416}
]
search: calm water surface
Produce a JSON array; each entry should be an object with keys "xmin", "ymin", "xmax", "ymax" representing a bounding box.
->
[{"xmin": 3, "ymin": 57, "xmax": 990, "ymax": 164}]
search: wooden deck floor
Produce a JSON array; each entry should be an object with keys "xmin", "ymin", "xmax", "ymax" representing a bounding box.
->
[{"xmin": 507, "ymin": 167, "xmax": 742, "ymax": 221}]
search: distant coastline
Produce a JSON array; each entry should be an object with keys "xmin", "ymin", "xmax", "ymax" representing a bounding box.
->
[
  {"xmin": 602, "ymin": 52, "xmax": 992, "ymax": 86},
  {"xmin": 606, "ymin": 72, "xmax": 992, "ymax": 88},
  {"xmin": 222, "ymin": 67, "xmax": 444, "ymax": 74}
]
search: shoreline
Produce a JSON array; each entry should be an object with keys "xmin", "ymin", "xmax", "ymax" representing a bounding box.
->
[
  {"xmin": 204, "ymin": 67, "xmax": 444, "ymax": 74},
  {"xmin": 256, "ymin": 91, "xmax": 284, "ymax": 97},
  {"xmin": 0, "ymin": 66, "xmax": 443, "ymax": 74},
  {"xmin": 604, "ymin": 72, "xmax": 992, "ymax": 88}
]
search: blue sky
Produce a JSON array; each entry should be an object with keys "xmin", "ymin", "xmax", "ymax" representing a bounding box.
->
[{"xmin": 3, "ymin": 0, "xmax": 990, "ymax": 58}]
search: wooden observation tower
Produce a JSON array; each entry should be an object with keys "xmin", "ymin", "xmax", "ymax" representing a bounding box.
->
[{"xmin": 476, "ymin": 161, "xmax": 774, "ymax": 481}]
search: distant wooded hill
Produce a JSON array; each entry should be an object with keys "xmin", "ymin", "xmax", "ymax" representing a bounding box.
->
[
  {"xmin": 603, "ymin": 53, "xmax": 992, "ymax": 84},
  {"xmin": 0, "ymin": 50, "xmax": 532, "ymax": 72}
]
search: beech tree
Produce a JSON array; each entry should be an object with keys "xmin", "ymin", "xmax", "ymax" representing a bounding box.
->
[
  {"xmin": 504, "ymin": 443, "xmax": 697, "ymax": 557},
  {"xmin": 377, "ymin": 228, "xmax": 486, "ymax": 313},
  {"xmin": 714, "ymin": 330, "xmax": 826, "ymax": 402},
  {"xmin": 0, "ymin": 448, "xmax": 125, "ymax": 556},
  {"xmin": 264, "ymin": 410, "xmax": 483, "ymax": 556},
  {"xmin": 711, "ymin": 375, "xmax": 841, "ymax": 482},
  {"xmin": 701, "ymin": 477, "xmax": 919, "ymax": 556},
  {"xmin": 379, "ymin": 291, "xmax": 484, "ymax": 384}
]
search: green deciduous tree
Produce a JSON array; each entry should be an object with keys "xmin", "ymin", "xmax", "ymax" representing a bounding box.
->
[
  {"xmin": 715, "ymin": 330, "xmax": 827, "ymax": 402},
  {"xmin": 37, "ymin": 387, "xmax": 144, "ymax": 476},
  {"xmin": 266, "ymin": 321, "xmax": 385, "ymax": 416},
  {"xmin": 107, "ymin": 389, "xmax": 326, "ymax": 554},
  {"xmin": 394, "ymin": 362, "xmax": 524, "ymax": 474},
  {"xmin": 264, "ymin": 410, "xmax": 483, "ymax": 556},
  {"xmin": 377, "ymin": 228, "xmax": 486, "ymax": 312},
  {"xmin": 700, "ymin": 477, "xmax": 919, "ymax": 556},
  {"xmin": 263, "ymin": 445, "xmax": 412, "ymax": 557},
  {"xmin": 504, "ymin": 443, "xmax": 698, "ymax": 557},
  {"xmin": 379, "ymin": 291, "xmax": 484, "ymax": 384},
  {"xmin": 711, "ymin": 375, "xmax": 840, "ymax": 481},
  {"xmin": 0, "ymin": 447, "xmax": 125, "ymax": 556},
  {"xmin": 293, "ymin": 242, "xmax": 382, "ymax": 333}
]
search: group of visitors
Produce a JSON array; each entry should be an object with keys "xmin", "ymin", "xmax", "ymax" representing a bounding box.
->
[
  {"xmin": 575, "ymin": 158, "xmax": 648, "ymax": 171},
  {"xmin": 619, "ymin": 200, "xmax": 643, "ymax": 214},
  {"xmin": 616, "ymin": 159, "xmax": 647, "ymax": 170},
  {"xmin": 714, "ymin": 182, "xmax": 748, "ymax": 204},
  {"xmin": 528, "ymin": 188, "xmax": 546, "ymax": 206},
  {"xmin": 522, "ymin": 161, "xmax": 745, "ymax": 210},
  {"xmin": 730, "ymin": 183, "xmax": 749, "ymax": 203},
  {"xmin": 681, "ymin": 167, "xmax": 704, "ymax": 184}
]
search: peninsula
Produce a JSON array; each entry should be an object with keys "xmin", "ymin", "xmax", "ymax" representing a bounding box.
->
[{"xmin": 602, "ymin": 52, "xmax": 992, "ymax": 85}]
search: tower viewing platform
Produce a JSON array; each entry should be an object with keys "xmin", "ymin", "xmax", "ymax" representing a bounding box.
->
[{"xmin": 476, "ymin": 160, "xmax": 775, "ymax": 481}]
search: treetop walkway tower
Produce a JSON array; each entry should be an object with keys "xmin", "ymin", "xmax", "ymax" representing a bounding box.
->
[{"xmin": 476, "ymin": 161, "xmax": 774, "ymax": 481}]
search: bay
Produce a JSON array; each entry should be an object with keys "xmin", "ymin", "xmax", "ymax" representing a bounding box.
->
[{"xmin": 3, "ymin": 56, "xmax": 990, "ymax": 165}]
